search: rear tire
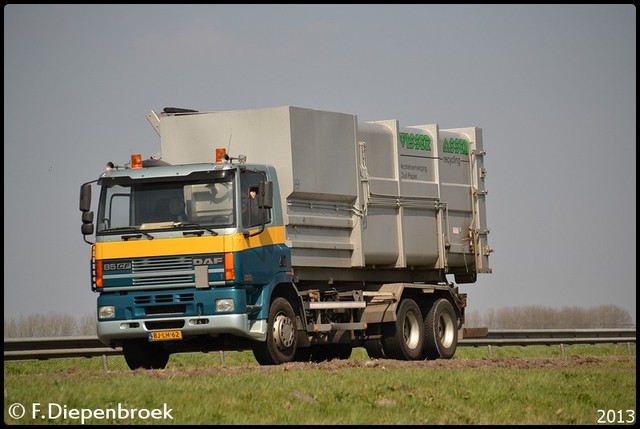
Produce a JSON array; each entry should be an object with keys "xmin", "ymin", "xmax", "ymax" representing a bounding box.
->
[
  {"xmin": 423, "ymin": 298, "xmax": 458, "ymax": 359},
  {"xmin": 252, "ymin": 297, "xmax": 299, "ymax": 365},
  {"xmin": 123, "ymin": 339, "xmax": 170, "ymax": 370},
  {"xmin": 364, "ymin": 337, "xmax": 387, "ymax": 359},
  {"xmin": 382, "ymin": 299, "xmax": 424, "ymax": 360}
]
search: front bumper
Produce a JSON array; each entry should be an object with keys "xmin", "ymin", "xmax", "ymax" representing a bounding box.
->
[{"xmin": 97, "ymin": 314, "xmax": 268, "ymax": 345}]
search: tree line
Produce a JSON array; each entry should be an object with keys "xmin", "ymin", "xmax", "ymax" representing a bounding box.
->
[
  {"xmin": 3, "ymin": 304, "xmax": 635, "ymax": 338},
  {"xmin": 465, "ymin": 304, "xmax": 634, "ymax": 329},
  {"xmin": 4, "ymin": 312, "xmax": 97, "ymax": 338}
]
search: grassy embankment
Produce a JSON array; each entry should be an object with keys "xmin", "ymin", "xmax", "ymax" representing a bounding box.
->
[{"xmin": 4, "ymin": 345, "xmax": 636, "ymax": 425}]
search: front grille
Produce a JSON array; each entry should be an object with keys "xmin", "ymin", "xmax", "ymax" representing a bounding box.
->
[
  {"xmin": 133, "ymin": 256, "xmax": 193, "ymax": 271},
  {"xmin": 134, "ymin": 293, "xmax": 194, "ymax": 305},
  {"xmin": 132, "ymin": 256, "xmax": 194, "ymax": 286},
  {"xmin": 101, "ymin": 253, "xmax": 224, "ymax": 291}
]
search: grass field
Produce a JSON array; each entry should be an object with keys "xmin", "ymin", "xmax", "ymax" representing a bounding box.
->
[{"xmin": 4, "ymin": 344, "xmax": 636, "ymax": 425}]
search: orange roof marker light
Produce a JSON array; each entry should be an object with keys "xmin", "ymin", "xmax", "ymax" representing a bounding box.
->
[
  {"xmin": 215, "ymin": 148, "xmax": 227, "ymax": 163},
  {"xmin": 130, "ymin": 154, "xmax": 143, "ymax": 169}
]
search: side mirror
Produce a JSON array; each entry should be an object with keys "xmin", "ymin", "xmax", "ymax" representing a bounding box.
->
[
  {"xmin": 81, "ymin": 222, "xmax": 94, "ymax": 236},
  {"xmin": 257, "ymin": 181, "xmax": 273, "ymax": 209},
  {"xmin": 80, "ymin": 183, "xmax": 94, "ymax": 238},
  {"xmin": 80, "ymin": 183, "xmax": 92, "ymax": 212},
  {"xmin": 82, "ymin": 211, "xmax": 94, "ymax": 224}
]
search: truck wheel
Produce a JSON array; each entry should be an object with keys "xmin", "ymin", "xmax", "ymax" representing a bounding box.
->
[
  {"xmin": 307, "ymin": 345, "xmax": 330, "ymax": 362},
  {"xmin": 332, "ymin": 343, "xmax": 353, "ymax": 360},
  {"xmin": 293, "ymin": 346, "xmax": 311, "ymax": 362},
  {"xmin": 364, "ymin": 337, "xmax": 387, "ymax": 359},
  {"xmin": 123, "ymin": 339, "xmax": 170, "ymax": 370},
  {"xmin": 308, "ymin": 343, "xmax": 353, "ymax": 362},
  {"xmin": 423, "ymin": 298, "xmax": 458, "ymax": 360},
  {"xmin": 252, "ymin": 297, "xmax": 299, "ymax": 365},
  {"xmin": 382, "ymin": 299, "xmax": 424, "ymax": 360}
]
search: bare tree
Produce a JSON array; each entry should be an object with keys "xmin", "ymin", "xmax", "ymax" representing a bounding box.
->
[
  {"xmin": 4, "ymin": 312, "xmax": 77, "ymax": 338},
  {"xmin": 4, "ymin": 318, "xmax": 19, "ymax": 338},
  {"xmin": 77, "ymin": 313, "xmax": 98, "ymax": 336},
  {"xmin": 591, "ymin": 304, "xmax": 633, "ymax": 328},
  {"xmin": 465, "ymin": 304, "xmax": 634, "ymax": 329}
]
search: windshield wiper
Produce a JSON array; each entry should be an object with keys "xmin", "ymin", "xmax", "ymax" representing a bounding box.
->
[
  {"xmin": 102, "ymin": 227, "xmax": 155, "ymax": 240},
  {"xmin": 173, "ymin": 221, "xmax": 219, "ymax": 236}
]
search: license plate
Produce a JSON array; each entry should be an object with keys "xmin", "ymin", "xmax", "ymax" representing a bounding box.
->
[{"xmin": 148, "ymin": 330, "xmax": 183, "ymax": 342}]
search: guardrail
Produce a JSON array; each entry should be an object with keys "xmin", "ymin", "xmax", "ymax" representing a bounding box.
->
[
  {"xmin": 4, "ymin": 336, "xmax": 121, "ymax": 361},
  {"xmin": 459, "ymin": 328, "xmax": 637, "ymax": 346},
  {"xmin": 460, "ymin": 328, "xmax": 636, "ymax": 357},
  {"xmin": 4, "ymin": 329, "xmax": 635, "ymax": 362}
]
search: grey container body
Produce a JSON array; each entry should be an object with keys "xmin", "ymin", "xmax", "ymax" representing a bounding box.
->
[{"xmin": 155, "ymin": 106, "xmax": 491, "ymax": 283}]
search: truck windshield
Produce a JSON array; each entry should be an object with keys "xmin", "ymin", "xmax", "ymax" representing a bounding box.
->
[{"xmin": 97, "ymin": 178, "xmax": 235, "ymax": 233}]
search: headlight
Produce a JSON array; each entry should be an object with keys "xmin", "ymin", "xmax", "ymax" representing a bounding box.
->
[
  {"xmin": 215, "ymin": 299, "xmax": 234, "ymax": 312},
  {"xmin": 98, "ymin": 306, "xmax": 116, "ymax": 319}
]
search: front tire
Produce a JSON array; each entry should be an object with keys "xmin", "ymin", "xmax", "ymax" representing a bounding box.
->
[
  {"xmin": 122, "ymin": 339, "xmax": 170, "ymax": 370},
  {"xmin": 252, "ymin": 297, "xmax": 299, "ymax": 365},
  {"xmin": 423, "ymin": 298, "xmax": 458, "ymax": 359},
  {"xmin": 307, "ymin": 343, "xmax": 353, "ymax": 362}
]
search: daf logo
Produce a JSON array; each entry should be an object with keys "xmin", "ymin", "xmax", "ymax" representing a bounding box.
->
[{"xmin": 193, "ymin": 256, "xmax": 223, "ymax": 265}]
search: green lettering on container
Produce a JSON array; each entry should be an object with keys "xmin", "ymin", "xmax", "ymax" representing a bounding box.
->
[
  {"xmin": 399, "ymin": 132, "xmax": 431, "ymax": 151},
  {"xmin": 442, "ymin": 138, "xmax": 469, "ymax": 155}
]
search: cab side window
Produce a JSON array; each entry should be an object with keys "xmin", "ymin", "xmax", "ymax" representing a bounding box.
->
[{"xmin": 240, "ymin": 171, "xmax": 270, "ymax": 228}]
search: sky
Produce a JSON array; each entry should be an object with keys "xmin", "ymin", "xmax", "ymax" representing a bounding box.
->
[{"xmin": 4, "ymin": 4, "xmax": 636, "ymax": 325}]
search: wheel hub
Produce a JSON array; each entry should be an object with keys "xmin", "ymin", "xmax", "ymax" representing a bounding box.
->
[
  {"xmin": 439, "ymin": 312, "xmax": 455, "ymax": 348},
  {"xmin": 273, "ymin": 313, "xmax": 295, "ymax": 349}
]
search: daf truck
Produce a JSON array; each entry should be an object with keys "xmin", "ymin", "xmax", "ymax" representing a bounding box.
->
[{"xmin": 79, "ymin": 105, "xmax": 492, "ymax": 369}]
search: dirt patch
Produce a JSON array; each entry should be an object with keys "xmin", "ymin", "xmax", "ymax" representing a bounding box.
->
[
  {"xmin": 282, "ymin": 355, "xmax": 634, "ymax": 371},
  {"xmin": 126, "ymin": 355, "xmax": 635, "ymax": 378}
]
